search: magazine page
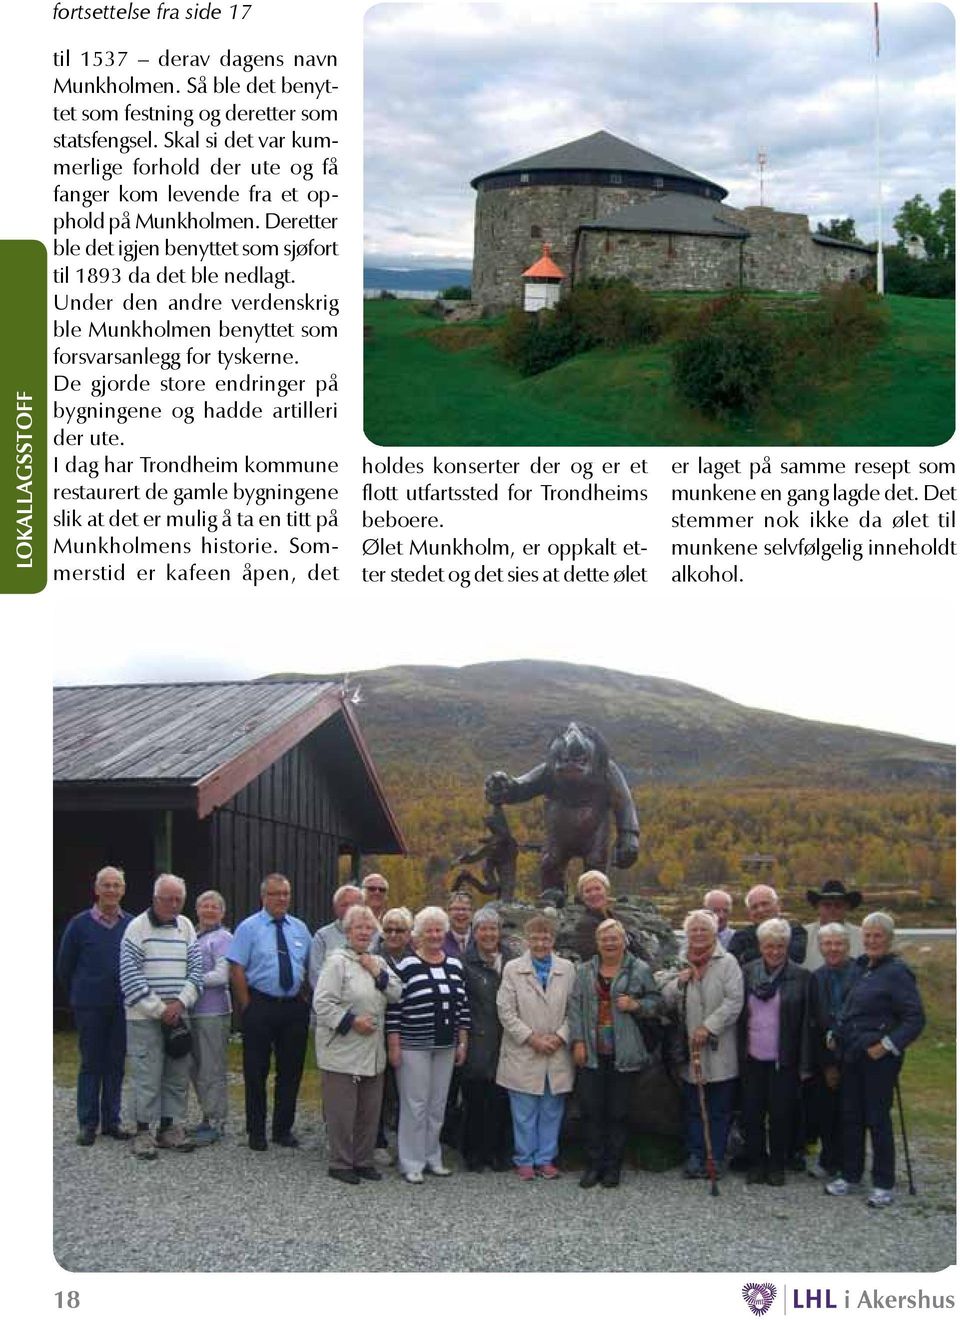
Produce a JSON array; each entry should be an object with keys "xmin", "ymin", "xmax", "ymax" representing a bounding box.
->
[{"xmin": 1, "ymin": 0, "xmax": 956, "ymax": 1314}]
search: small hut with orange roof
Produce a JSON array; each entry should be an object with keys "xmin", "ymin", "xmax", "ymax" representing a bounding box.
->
[{"xmin": 521, "ymin": 243, "xmax": 565, "ymax": 311}]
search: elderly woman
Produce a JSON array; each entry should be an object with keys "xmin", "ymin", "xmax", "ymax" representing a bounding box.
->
[
  {"xmin": 314, "ymin": 903, "xmax": 400, "ymax": 1185},
  {"xmin": 496, "ymin": 914, "xmax": 575, "ymax": 1181},
  {"xmin": 572, "ymin": 871, "xmax": 643, "ymax": 962},
  {"xmin": 568, "ymin": 918, "xmax": 662, "ymax": 1188},
  {"xmin": 380, "ymin": 907, "xmax": 414, "ymax": 968},
  {"xmin": 386, "ymin": 905, "xmax": 470, "ymax": 1184},
  {"xmin": 459, "ymin": 906, "xmax": 515, "ymax": 1172},
  {"xmin": 188, "ymin": 890, "xmax": 233, "ymax": 1146},
  {"xmin": 807, "ymin": 923, "xmax": 861, "ymax": 1181},
  {"xmin": 661, "ymin": 909, "xmax": 743, "ymax": 1180},
  {"xmin": 738, "ymin": 917, "xmax": 811, "ymax": 1187},
  {"xmin": 825, "ymin": 912, "xmax": 925, "ymax": 1207}
]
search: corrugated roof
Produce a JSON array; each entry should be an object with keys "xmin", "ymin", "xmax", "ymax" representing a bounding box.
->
[
  {"xmin": 581, "ymin": 193, "xmax": 750, "ymax": 239},
  {"xmin": 54, "ymin": 681, "xmax": 339, "ymax": 783},
  {"xmin": 472, "ymin": 130, "xmax": 721, "ymax": 192},
  {"xmin": 811, "ymin": 233, "xmax": 873, "ymax": 254}
]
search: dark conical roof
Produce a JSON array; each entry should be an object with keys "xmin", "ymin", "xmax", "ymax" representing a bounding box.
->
[{"xmin": 471, "ymin": 129, "xmax": 723, "ymax": 195}]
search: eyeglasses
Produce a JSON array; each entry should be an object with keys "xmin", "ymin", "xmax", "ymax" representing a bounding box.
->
[
  {"xmin": 364, "ymin": 886, "xmax": 388, "ymax": 894},
  {"xmin": 383, "ymin": 926, "xmax": 408, "ymax": 935}
]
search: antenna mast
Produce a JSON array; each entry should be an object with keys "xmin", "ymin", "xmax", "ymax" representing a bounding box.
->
[{"xmin": 757, "ymin": 148, "xmax": 768, "ymax": 206}]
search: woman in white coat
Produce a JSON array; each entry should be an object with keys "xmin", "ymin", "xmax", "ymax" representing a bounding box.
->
[
  {"xmin": 496, "ymin": 913, "xmax": 575, "ymax": 1181},
  {"xmin": 314, "ymin": 904, "xmax": 400, "ymax": 1185},
  {"xmin": 660, "ymin": 909, "xmax": 743, "ymax": 1179}
]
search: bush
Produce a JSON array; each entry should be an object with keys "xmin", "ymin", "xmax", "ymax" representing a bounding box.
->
[
  {"xmin": 672, "ymin": 296, "xmax": 779, "ymax": 417},
  {"xmin": 565, "ymin": 280, "xmax": 663, "ymax": 348},
  {"xmin": 440, "ymin": 284, "xmax": 472, "ymax": 300},
  {"xmin": 810, "ymin": 282, "xmax": 889, "ymax": 352},
  {"xmin": 377, "ymin": 289, "xmax": 397, "ymax": 300},
  {"xmin": 883, "ymin": 248, "xmax": 955, "ymax": 298},
  {"xmin": 497, "ymin": 306, "xmax": 586, "ymax": 376}
]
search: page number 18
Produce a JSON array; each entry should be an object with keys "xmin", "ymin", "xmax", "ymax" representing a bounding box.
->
[{"xmin": 55, "ymin": 1293, "xmax": 79, "ymax": 1309}]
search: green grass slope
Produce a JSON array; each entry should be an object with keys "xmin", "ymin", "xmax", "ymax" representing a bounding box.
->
[{"xmin": 363, "ymin": 295, "xmax": 955, "ymax": 447}]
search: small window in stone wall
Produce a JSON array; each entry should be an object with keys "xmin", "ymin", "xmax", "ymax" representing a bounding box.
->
[
  {"xmin": 654, "ymin": 176, "xmax": 664, "ymax": 190},
  {"xmin": 610, "ymin": 173, "xmax": 622, "ymax": 184},
  {"xmin": 530, "ymin": 225, "xmax": 541, "ymax": 238},
  {"xmin": 520, "ymin": 172, "xmax": 530, "ymax": 183}
]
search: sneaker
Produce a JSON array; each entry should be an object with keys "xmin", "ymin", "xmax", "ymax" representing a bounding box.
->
[
  {"xmin": 354, "ymin": 1166, "xmax": 383, "ymax": 1182},
  {"xmin": 425, "ymin": 1163, "xmax": 452, "ymax": 1177},
  {"xmin": 403, "ymin": 1170, "xmax": 424, "ymax": 1184},
  {"xmin": 825, "ymin": 1177, "xmax": 851, "ymax": 1196},
  {"xmin": 867, "ymin": 1187, "xmax": 894, "ymax": 1208},
  {"xmin": 132, "ymin": 1130, "xmax": 159, "ymax": 1161},
  {"xmin": 536, "ymin": 1163, "xmax": 561, "ymax": 1180},
  {"xmin": 76, "ymin": 1127, "xmax": 97, "ymax": 1147},
  {"xmin": 515, "ymin": 1164, "xmax": 535, "ymax": 1182},
  {"xmin": 156, "ymin": 1125, "xmax": 195, "ymax": 1152}
]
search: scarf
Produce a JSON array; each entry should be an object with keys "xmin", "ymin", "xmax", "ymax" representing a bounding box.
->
[
  {"xmin": 750, "ymin": 961, "xmax": 786, "ymax": 1002},
  {"xmin": 531, "ymin": 954, "xmax": 552, "ymax": 989}
]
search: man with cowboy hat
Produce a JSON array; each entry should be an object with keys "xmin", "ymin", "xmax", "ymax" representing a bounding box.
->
[{"xmin": 802, "ymin": 879, "xmax": 864, "ymax": 971}]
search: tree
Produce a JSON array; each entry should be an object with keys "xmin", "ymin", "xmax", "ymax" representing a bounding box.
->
[
  {"xmin": 892, "ymin": 191, "xmax": 955, "ymax": 261},
  {"xmin": 817, "ymin": 218, "xmax": 859, "ymax": 243}
]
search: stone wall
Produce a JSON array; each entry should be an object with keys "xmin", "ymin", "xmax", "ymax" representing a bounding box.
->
[
  {"xmin": 472, "ymin": 181, "xmax": 659, "ymax": 309},
  {"xmin": 473, "ymin": 187, "xmax": 876, "ymax": 307},
  {"xmin": 577, "ymin": 229, "xmax": 743, "ymax": 292}
]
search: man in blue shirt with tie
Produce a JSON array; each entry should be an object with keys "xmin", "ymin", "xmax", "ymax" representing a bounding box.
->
[{"xmin": 228, "ymin": 874, "xmax": 311, "ymax": 1151}]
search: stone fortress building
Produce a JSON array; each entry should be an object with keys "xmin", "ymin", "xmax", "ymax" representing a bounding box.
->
[{"xmin": 471, "ymin": 130, "xmax": 874, "ymax": 309}]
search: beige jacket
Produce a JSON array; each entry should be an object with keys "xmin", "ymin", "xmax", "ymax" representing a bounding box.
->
[
  {"xmin": 313, "ymin": 947, "xmax": 401, "ymax": 1077},
  {"xmin": 495, "ymin": 952, "xmax": 575, "ymax": 1096},
  {"xmin": 660, "ymin": 945, "xmax": 743, "ymax": 1084}
]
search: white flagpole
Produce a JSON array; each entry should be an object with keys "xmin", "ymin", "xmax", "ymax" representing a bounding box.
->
[{"xmin": 874, "ymin": 3, "xmax": 885, "ymax": 295}]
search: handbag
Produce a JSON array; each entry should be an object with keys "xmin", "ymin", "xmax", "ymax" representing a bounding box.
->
[{"xmin": 162, "ymin": 1017, "xmax": 193, "ymax": 1058}]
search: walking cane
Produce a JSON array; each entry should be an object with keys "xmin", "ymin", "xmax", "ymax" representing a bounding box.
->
[
  {"xmin": 895, "ymin": 1077, "xmax": 917, "ymax": 1196},
  {"xmin": 692, "ymin": 1040, "xmax": 719, "ymax": 1197}
]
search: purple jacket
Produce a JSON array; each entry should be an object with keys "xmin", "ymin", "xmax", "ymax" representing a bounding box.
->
[{"xmin": 194, "ymin": 926, "xmax": 233, "ymax": 1016}]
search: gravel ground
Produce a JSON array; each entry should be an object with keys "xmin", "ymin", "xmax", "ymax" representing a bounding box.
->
[{"xmin": 53, "ymin": 1084, "xmax": 955, "ymax": 1274}]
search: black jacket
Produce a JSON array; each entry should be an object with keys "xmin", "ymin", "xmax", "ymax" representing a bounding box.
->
[
  {"xmin": 807, "ymin": 960, "xmax": 862, "ymax": 1071},
  {"xmin": 835, "ymin": 954, "xmax": 925, "ymax": 1062},
  {"xmin": 739, "ymin": 959, "xmax": 811, "ymax": 1073},
  {"xmin": 460, "ymin": 943, "xmax": 515, "ymax": 1082},
  {"xmin": 728, "ymin": 921, "xmax": 807, "ymax": 968}
]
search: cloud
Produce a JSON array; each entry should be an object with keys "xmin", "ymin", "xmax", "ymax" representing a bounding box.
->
[{"xmin": 364, "ymin": 1, "xmax": 955, "ymax": 261}]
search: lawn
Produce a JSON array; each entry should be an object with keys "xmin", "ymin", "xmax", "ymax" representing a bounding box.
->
[{"xmin": 363, "ymin": 294, "xmax": 955, "ymax": 447}]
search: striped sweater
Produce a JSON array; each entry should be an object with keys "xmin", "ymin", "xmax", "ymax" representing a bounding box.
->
[
  {"xmin": 120, "ymin": 910, "xmax": 203, "ymax": 1020},
  {"xmin": 385, "ymin": 953, "xmax": 470, "ymax": 1049}
]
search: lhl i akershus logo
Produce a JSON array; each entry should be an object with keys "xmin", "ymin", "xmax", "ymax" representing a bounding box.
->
[{"xmin": 743, "ymin": 1285, "xmax": 957, "ymax": 1313}]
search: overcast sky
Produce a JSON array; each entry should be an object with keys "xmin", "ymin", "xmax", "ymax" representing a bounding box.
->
[
  {"xmin": 364, "ymin": 1, "xmax": 955, "ymax": 267},
  {"xmin": 50, "ymin": 593, "xmax": 956, "ymax": 746}
]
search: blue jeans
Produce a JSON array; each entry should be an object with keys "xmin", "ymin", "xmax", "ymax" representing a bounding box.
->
[
  {"xmin": 75, "ymin": 1005, "xmax": 127, "ymax": 1131},
  {"xmin": 682, "ymin": 1077, "xmax": 736, "ymax": 1166},
  {"xmin": 508, "ymin": 1080, "xmax": 566, "ymax": 1166}
]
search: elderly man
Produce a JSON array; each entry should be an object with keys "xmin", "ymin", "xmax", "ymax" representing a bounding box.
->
[
  {"xmin": 802, "ymin": 880, "xmax": 864, "ymax": 971},
  {"xmin": 57, "ymin": 865, "xmax": 133, "ymax": 1145},
  {"xmin": 361, "ymin": 873, "xmax": 390, "ymax": 921},
  {"xmin": 703, "ymin": 889, "xmax": 735, "ymax": 950},
  {"xmin": 119, "ymin": 874, "xmax": 204, "ymax": 1160},
  {"xmin": 309, "ymin": 883, "xmax": 363, "ymax": 988},
  {"xmin": 229, "ymin": 874, "xmax": 312, "ymax": 1151},
  {"xmin": 728, "ymin": 884, "xmax": 807, "ymax": 967},
  {"xmin": 442, "ymin": 890, "xmax": 474, "ymax": 957}
]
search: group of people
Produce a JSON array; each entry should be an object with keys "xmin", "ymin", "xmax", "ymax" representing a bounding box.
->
[{"xmin": 57, "ymin": 866, "xmax": 925, "ymax": 1206}]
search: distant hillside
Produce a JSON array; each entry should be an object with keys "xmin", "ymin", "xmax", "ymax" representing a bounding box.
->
[
  {"xmin": 364, "ymin": 265, "xmax": 471, "ymax": 292},
  {"xmin": 273, "ymin": 659, "xmax": 953, "ymax": 788}
]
